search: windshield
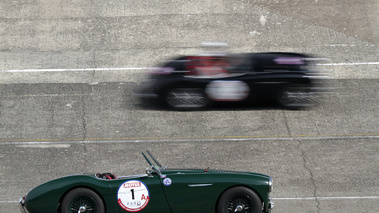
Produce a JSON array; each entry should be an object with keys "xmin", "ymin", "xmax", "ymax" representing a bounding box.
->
[{"xmin": 142, "ymin": 151, "xmax": 163, "ymax": 175}]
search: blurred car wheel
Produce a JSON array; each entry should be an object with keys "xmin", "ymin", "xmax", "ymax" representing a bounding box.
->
[
  {"xmin": 277, "ymin": 84, "xmax": 314, "ymax": 110},
  {"xmin": 164, "ymin": 88, "xmax": 211, "ymax": 110}
]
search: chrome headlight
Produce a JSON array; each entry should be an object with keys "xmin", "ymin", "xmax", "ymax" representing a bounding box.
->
[{"xmin": 268, "ymin": 177, "xmax": 273, "ymax": 193}]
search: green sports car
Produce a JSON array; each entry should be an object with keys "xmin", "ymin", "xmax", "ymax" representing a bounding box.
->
[{"xmin": 20, "ymin": 151, "xmax": 274, "ymax": 213}]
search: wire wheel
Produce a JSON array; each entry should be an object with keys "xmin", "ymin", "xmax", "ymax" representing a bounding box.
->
[
  {"xmin": 165, "ymin": 88, "xmax": 210, "ymax": 110},
  {"xmin": 218, "ymin": 187, "xmax": 262, "ymax": 213},
  {"xmin": 227, "ymin": 195, "xmax": 254, "ymax": 212},
  {"xmin": 61, "ymin": 188, "xmax": 104, "ymax": 213}
]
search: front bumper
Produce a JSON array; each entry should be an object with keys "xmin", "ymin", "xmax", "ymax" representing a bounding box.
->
[
  {"xmin": 19, "ymin": 196, "xmax": 29, "ymax": 213},
  {"xmin": 266, "ymin": 176, "xmax": 274, "ymax": 212},
  {"xmin": 268, "ymin": 194, "xmax": 274, "ymax": 212}
]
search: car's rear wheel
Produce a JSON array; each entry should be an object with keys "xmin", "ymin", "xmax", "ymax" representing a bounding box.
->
[
  {"xmin": 217, "ymin": 186, "xmax": 262, "ymax": 213},
  {"xmin": 60, "ymin": 188, "xmax": 104, "ymax": 213},
  {"xmin": 164, "ymin": 87, "xmax": 210, "ymax": 110},
  {"xmin": 277, "ymin": 84, "xmax": 314, "ymax": 110}
]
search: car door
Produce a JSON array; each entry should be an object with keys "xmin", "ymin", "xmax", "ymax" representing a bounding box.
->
[
  {"xmin": 109, "ymin": 174, "xmax": 172, "ymax": 213},
  {"xmin": 160, "ymin": 172, "xmax": 220, "ymax": 213}
]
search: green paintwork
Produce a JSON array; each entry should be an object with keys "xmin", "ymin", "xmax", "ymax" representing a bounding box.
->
[
  {"xmin": 160, "ymin": 169, "xmax": 271, "ymax": 212},
  {"xmin": 21, "ymin": 151, "xmax": 273, "ymax": 213}
]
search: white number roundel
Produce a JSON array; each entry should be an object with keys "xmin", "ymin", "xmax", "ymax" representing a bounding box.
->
[
  {"xmin": 117, "ymin": 180, "xmax": 150, "ymax": 212},
  {"xmin": 205, "ymin": 80, "xmax": 250, "ymax": 101}
]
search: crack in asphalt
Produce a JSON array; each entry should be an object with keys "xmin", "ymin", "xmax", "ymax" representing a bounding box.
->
[
  {"xmin": 80, "ymin": 98, "xmax": 88, "ymax": 169},
  {"xmin": 281, "ymin": 110, "xmax": 292, "ymax": 138},
  {"xmin": 296, "ymin": 140, "xmax": 321, "ymax": 213},
  {"xmin": 282, "ymin": 110, "xmax": 321, "ymax": 212},
  {"xmin": 81, "ymin": 97, "xmax": 87, "ymax": 140}
]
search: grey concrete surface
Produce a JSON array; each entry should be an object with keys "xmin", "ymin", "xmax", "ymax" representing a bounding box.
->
[
  {"xmin": 0, "ymin": 80, "xmax": 377, "ymax": 141},
  {"xmin": 0, "ymin": 80, "xmax": 378, "ymax": 213},
  {"xmin": 252, "ymin": 0, "xmax": 379, "ymax": 45},
  {"xmin": 0, "ymin": 0, "xmax": 378, "ymax": 213},
  {"xmin": 1, "ymin": 138, "xmax": 379, "ymax": 213},
  {"xmin": 0, "ymin": 0, "xmax": 378, "ymax": 72}
]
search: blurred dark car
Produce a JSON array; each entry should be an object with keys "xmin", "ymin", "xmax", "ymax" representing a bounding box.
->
[{"xmin": 137, "ymin": 52, "xmax": 326, "ymax": 110}]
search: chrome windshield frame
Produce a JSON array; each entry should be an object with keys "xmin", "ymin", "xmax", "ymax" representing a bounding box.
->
[{"xmin": 142, "ymin": 150, "xmax": 164, "ymax": 176}]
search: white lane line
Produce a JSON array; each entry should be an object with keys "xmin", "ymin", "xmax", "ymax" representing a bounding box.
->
[
  {"xmin": 16, "ymin": 144, "xmax": 71, "ymax": 148},
  {"xmin": 275, "ymin": 196, "xmax": 379, "ymax": 200},
  {"xmin": 1, "ymin": 94, "xmax": 84, "ymax": 98},
  {"xmin": 319, "ymin": 62, "xmax": 379, "ymax": 66},
  {"xmin": 0, "ymin": 201, "xmax": 18, "ymax": 203},
  {"xmin": 1, "ymin": 61, "xmax": 379, "ymax": 73},
  {"xmin": 2, "ymin": 196, "xmax": 379, "ymax": 204},
  {"xmin": 1, "ymin": 67, "xmax": 148, "ymax": 73}
]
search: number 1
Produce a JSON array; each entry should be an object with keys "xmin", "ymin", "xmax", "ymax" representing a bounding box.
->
[{"xmin": 130, "ymin": 189, "xmax": 135, "ymax": 200}]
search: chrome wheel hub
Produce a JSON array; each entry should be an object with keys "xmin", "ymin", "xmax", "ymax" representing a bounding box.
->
[
  {"xmin": 78, "ymin": 206, "xmax": 86, "ymax": 213},
  {"xmin": 234, "ymin": 204, "xmax": 244, "ymax": 212},
  {"xmin": 227, "ymin": 195, "xmax": 252, "ymax": 213}
]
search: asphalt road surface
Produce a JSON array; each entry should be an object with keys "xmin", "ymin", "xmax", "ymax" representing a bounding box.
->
[{"xmin": 1, "ymin": 0, "xmax": 378, "ymax": 213}]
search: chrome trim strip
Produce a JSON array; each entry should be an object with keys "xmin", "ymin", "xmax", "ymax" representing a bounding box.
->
[
  {"xmin": 188, "ymin": 183, "xmax": 213, "ymax": 187},
  {"xmin": 117, "ymin": 174, "xmax": 149, "ymax": 179}
]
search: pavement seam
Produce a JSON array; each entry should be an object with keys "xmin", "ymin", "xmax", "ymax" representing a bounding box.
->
[
  {"xmin": 296, "ymin": 139, "xmax": 321, "ymax": 213},
  {"xmin": 81, "ymin": 97, "xmax": 87, "ymax": 141},
  {"xmin": 282, "ymin": 110, "xmax": 321, "ymax": 211},
  {"xmin": 281, "ymin": 110, "xmax": 292, "ymax": 138}
]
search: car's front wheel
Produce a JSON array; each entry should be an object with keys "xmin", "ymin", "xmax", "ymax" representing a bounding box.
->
[
  {"xmin": 60, "ymin": 188, "xmax": 104, "ymax": 213},
  {"xmin": 217, "ymin": 186, "xmax": 262, "ymax": 213},
  {"xmin": 164, "ymin": 87, "xmax": 211, "ymax": 110}
]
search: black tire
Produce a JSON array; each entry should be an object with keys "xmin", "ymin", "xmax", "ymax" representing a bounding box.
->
[
  {"xmin": 217, "ymin": 186, "xmax": 262, "ymax": 213},
  {"xmin": 60, "ymin": 188, "xmax": 105, "ymax": 213},
  {"xmin": 163, "ymin": 87, "xmax": 211, "ymax": 110},
  {"xmin": 277, "ymin": 84, "xmax": 314, "ymax": 110}
]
